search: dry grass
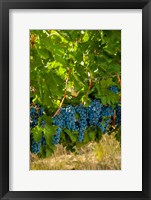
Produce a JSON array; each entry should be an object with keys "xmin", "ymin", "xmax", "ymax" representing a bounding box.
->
[{"xmin": 30, "ymin": 133, "xmax": 121, "ymax": 170}]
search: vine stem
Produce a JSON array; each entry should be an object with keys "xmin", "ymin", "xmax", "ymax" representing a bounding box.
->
[
  {"xmin": 52, "ymin": 69, "xmax": 70, "ymax": 117},
  {"xmin": 86, "ymin": 78, "xmax": 92, "ymax": 96},
  {"xmin": 117, "ymin": 73, "xmax": 121, "ymax": 85},
  {"xmin": 52, "ymin": 94, "xmax": 67, "ymax": 117}
]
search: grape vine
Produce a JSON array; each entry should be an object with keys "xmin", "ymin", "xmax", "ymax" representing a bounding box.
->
[{"xmin": 30, "ymin": 30, "xmax": 121, "ymax": 157}]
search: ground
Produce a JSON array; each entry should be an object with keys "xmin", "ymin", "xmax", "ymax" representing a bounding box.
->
[{"xmin": 30, "ymin": 133, "xmax": 121, "ymax": 170}]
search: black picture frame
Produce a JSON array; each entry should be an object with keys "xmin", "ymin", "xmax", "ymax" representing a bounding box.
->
[{"xmin": 0, "ymin": 0, "xmax": 151, "ymax": 199}]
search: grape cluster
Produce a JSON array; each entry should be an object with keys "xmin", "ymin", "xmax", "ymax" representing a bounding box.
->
[
  {"xmin": 52, "ymin": 104, "xmax": 89, "ymax": 143},
  {"xmin": 52, "ymin": 99, "xmax": 120, "ymax": 144},
  {"xmin": 31, "ymin": 139, "xmax": 41, "ymax": 154},
  {"xmin": 87, "ymin": 100, "xmax": 114, "ymax": 133},
  {"xmin": 30, "ymin": 104, "xmax": 45, "ymax": 154},
  {"xmin": 88, "ymin": 99, "xmax": 103, "ymax": 126},
  {"xmin": 52, "ymin": 127, "xmax": 62, "ymax": 145},
  {"xmin": 75, "ymin": 105, "xmax": 88, "ymax": 142},
  {"xmin": 30, "ymin": 104, "xmax": 44, "ymax": 129},
  {"xmin": 31, "ymin": 132, "xmax": 46, "ymax": 154},
  {"xmin": 30, "ymin": 98, "xmax": 121, "ymax": 153}
]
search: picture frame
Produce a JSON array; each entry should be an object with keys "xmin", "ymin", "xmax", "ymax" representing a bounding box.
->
[{"xmin": 0, "ymin": 0, "xmax": 151, "ymax": 199}]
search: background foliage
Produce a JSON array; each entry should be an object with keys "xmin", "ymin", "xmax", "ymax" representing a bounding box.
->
[{"xmin": 30, "ymin": 30, "xmax": 121, "ymax": 158}]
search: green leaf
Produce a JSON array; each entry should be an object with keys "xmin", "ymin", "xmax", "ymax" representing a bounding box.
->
[
  {"xmin": 47, "ymin": 61, "xmax": 63, "ymax": 70},
  {"xmin": 38, "ymin": 49, "xmax": 50, "ymax": 59},
  {"xmin": 43, "ymin": 124, "xmax": 58, "ymax": 147},
  {"xmin": 89, "ymin": 131, "xmax": 96, "ymax": 141},
  {"xmin": 32, "ymin": 126, "xmax": 43, "ymax": 142},
  {"xmin": 71, "ymin": 74, "xmax": 82, "ymax": 91},
  {"xmin": 101, "ymin": 96, "xmax": 107, "ymax": 105},
  {"xmin": 83, "ymin": 131, "xmax": 90, "ymax": 143},
  {"xmin": 82, "ymin": 31, "xmax": 89, "ymax": 43},
  {"xmin": 96, "ymin": 126, "xmax": 103, "ymax": 141},
  {"xmin": 81, "ymin": 95, "xmax": 91, "ymax": 107},
  {"xmin": 45, "ymin": 124, "xmax": 58, "ymax": 134},
  {"xmin": 64, "ymin": 128, "xmax": 77, "ymax": 143},
  {"xmin": 45, "ymin": 146, "xmax": 54, "ymax": 157},
  {"xmin": 40, "ymin": 115, "xmax": 52, "ymax": 124}
]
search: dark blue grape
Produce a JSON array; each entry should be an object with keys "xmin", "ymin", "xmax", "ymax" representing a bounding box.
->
[
  {"xmin": 52, "ymin": 127, "xmax": 62, "ymax": 145},
  {"xmin": 101, "ymin": 106, "xmax": 114, "ymax": 117},
  {"xmin": 31, "ymin": 140, "xmax": 41, "ymax": 154},
  {"xmin": 109, "ymin": 86, "xmax": 118, "ymax": 94},
  {"xmin": 99, "ymin": 118, "xmax": 111, "ymax": 133},
  {"xmin": 88, "ymin": 99, "xmax": 103, "ymax": 126},
  {"xmin": 30, "ymin": 105, "xmax": 45, "ymax": 129},
  {"xmin": 116, "ymin": 104, "xmax": 121, "ymax": 125}
]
